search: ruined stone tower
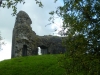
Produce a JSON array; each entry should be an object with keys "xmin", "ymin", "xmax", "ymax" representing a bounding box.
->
[
  {"xmin": 11, "ymin": 11, "xmax": 65, "ymax": 58},
  {"xmin": 11, "ymin": 11, "xmax": 38, "ymax": 58}
]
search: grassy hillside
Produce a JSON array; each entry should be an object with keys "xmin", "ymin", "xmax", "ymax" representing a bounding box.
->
[{"xmin": 0, "ymin": 55, "xmax": 66, "ymax": 75}]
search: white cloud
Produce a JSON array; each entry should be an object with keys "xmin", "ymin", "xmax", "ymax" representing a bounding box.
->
[
  {"xmin": 0, "ymin": 0, "xmax": 63, "ymax": 61},
  {"xmin": 0, "ymin": 41, "xmax": 11, "ymax": 61}
]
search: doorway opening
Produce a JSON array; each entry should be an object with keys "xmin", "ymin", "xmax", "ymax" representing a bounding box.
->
[
  {"xmin": 22, "ymin": 45, "xmax": 27, "ymax": 56},
  {"xmin": 38, "ymin": 47, "xmax": 42, "ymax": 55}
]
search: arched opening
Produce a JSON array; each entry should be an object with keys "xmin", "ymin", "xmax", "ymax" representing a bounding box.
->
[{"xmin": 22, "ymin": 45, "xmax": 27, "ymax": 56}]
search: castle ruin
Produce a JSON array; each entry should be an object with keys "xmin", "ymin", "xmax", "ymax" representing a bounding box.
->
[{"xmin": 11, "ymin": 11, "xmax": 65, "ymax": 58}]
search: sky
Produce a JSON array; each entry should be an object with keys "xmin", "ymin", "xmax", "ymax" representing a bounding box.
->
[{"xmin": 0, "ymin": 0, "xmax": 63, "ymax": 61}]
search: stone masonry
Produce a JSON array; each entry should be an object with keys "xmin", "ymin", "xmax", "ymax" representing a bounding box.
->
[{"xmin": 11, "ymin": 11, "xmax": 66, "ymax": 58}]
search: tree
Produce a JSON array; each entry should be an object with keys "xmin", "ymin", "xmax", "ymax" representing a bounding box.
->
[
  {"xmin": 50, "ymin": 0, "xmax": 100, "ymax": 74},
  {"xmin": 0, "ymin": 0, "xmax": 43, "ymax": 16},
  {"xmin": 2, "ymin": 0, "xmax": 100, "ymax": 74},
  {"xmin": 49, "ymin": 0, "xmax": 100, "ymax": 55}
]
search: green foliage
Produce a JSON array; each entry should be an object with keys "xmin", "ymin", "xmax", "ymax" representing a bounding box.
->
[
  {"xmin": 1, "ymin": 0, "xmax": 25, "ymax": 16},
  {"xmin": 59, "ymin": 53, "xmax": 100, "ymax": 75},
  {"xmin": 35, "ymin": 0, "xmax": 43, "ymax": 8},
  {"xmin": 50, "ymin": 0, "xmax": 100, "ymax": 74},
  {"xmin": 1, "ymin": 0, "xmax": 43, "ymax": 16},
  {"xmin": 58, "ymin": 0, "xmax": 100, "ymax": 55},
  {"xmin": 0, "ymin": 55, "xmax": 65, "ymax": 75}
]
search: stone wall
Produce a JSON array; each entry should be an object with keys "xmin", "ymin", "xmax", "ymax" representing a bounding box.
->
[{"xmin": 11, "ymin": 11, "xmax": 66, "ymax": 58}]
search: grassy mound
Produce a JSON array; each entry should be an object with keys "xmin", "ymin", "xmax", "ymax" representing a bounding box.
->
[{"xmin": 0, "ymin": 55, "xmax": 65, "ymax": 75}]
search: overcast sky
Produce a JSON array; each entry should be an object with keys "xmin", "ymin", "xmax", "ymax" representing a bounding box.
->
[{"xmin": 0, "ymin": 0, "xmax": 63, "ymax": 61}]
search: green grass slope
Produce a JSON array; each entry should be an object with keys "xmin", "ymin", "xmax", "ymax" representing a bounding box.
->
[{"xmin": 0, "ymin": 55, "xmax": 66, "ymax": 75}]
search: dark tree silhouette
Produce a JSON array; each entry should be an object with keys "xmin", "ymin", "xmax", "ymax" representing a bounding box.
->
[{"xmin": 0, "ymin": 0, "xmax": 2, "ymax": 6}]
